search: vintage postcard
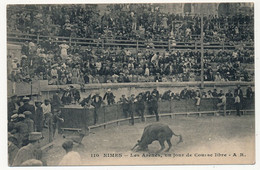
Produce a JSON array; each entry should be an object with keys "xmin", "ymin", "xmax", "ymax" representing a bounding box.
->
[{"xmin": 6, "ymin": 1, "xmax": 256, "ymax": 166}]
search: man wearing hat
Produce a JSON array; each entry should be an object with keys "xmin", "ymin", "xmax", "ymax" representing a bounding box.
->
[
  {"xmin": 91, "ymin": 92, "xmax": 103, "ymax": 125},
  {"xmin": 61, "ymin": 87, "xmax": 72, "ymax": 105},
  {"xmin": 18, "ymin": 97, "xmax": 35, "ymax": 121},
  {"xmin": 23, "ymin": 111, "xmax": 34, "ymax": 133},
  {"xmin": 12, "ymin": 132, "xmax": 44, "ymax": 166},
  {"xmin": 103, "ymin": 88, "xmax": 115, "ymax": 105}
]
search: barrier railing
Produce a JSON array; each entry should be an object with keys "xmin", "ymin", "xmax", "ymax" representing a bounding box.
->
[
  {"xmin": 7, "ymin": 32, "xmax": 254, "ymax": 50},
  {"xmin": 59, "ymin": 98, "xmax": 254, "ymax": 131}
]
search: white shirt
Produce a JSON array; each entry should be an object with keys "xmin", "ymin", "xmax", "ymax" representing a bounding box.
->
[
  {"xmin": 41, "ymin": 103, "xmax": 51, "ymax": 115},
  {"xmin": 219, "ymin": 96, "xmax": 226, "ymax": 104},
  {"xmin": 144, "ymin": 68, "xmax": 150, "ymax": 76},
  {"xmin": 59, "ymin": 151, "xmax": 82, "ymax": 165},
  {"xmin": 96, "ymin": 62, "xmax": 102, "ymax": 71},
  {"xmin": 235, "ymin": 96, "xmax": 240, "ymax": 103},
  {"xmin": 59, "ymin": 44, "xmax": 69, "ymax": 57}
]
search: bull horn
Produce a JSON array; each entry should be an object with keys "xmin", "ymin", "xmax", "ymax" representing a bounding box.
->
[{"xmin": 131, "ymin": 143, "xmax": 139, "ymax": 151}]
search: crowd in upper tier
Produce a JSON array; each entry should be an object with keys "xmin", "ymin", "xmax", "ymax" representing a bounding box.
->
[{"xmin": 7, "ymin": 4, "xmax": 254, "ymax": 42}]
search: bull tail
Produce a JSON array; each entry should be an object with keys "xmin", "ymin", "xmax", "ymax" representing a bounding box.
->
[{"xmin": 172, "ymin": 131, "xmax": 183, "ymax": 144}]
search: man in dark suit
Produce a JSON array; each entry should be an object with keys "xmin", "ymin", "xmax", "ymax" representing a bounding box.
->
[
  {"xmin": 246, "ymin": 85, "xmax": 253, "ymax": 99},
  {"xmin": 135, "ymin": 94, "xmax": 145, "ymax": 122},
  {"xmin": 150, "ymin": 93, "xmax": 159, "ymax": 121},
  {"xmin": 125, "ymin": 95, "xmax": 135, "ymax": 125},
  {"xmin": 91, "ymin": 92, "xmax": 103, "ymax": 125},
  {"xmin": 119, "ymin": 94, "xmax": 129, "ymax": 118},
  {"xmin": 103, "ymin": 88, "xmax": 115, "ymax": 105},
  {"xmin": 234, "ymin": 85, "xmax": 243, "ymax": 99},
  {"xmin": 234, "ymin": 85, "xmax": 243, "ymax": 110}
]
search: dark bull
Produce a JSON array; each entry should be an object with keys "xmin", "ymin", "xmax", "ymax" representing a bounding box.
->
[{"xmin": 131, "ymin": 123, "xmax": 183, "ymax": 152}]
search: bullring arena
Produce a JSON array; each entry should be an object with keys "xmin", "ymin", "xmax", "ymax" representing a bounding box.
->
[
  {"xmin": 6, "ymin": 3, "xmax": 255, "ymax": 166},
  {"xmin": 44, "ymin": 114, "xmax": 255, "ymax": 165}
]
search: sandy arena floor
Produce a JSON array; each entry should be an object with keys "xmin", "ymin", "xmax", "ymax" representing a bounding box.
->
[{"xmin": 43, "ymin": 114, "xmax": 255, "ymax": 165}]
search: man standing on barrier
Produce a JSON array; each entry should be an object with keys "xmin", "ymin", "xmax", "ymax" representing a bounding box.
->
[{"xmin": 91, "ymin": 92, "xmax": 103, "ymax": 125}]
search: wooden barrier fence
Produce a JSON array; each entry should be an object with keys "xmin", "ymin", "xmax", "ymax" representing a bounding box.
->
[{"xmin": 59, "ymin": 97, "xmax": 254, "ymax": 132}]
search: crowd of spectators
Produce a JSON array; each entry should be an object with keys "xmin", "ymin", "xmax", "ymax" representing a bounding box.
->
[
  {"xmin": 7, "ymin": 4, "xmax": 254, "ymax": 84},
  {"xmin": 7, "ymin": 4, "xmax": 254, "ymax": 42},
  {"xmin": 8, "ymin": 39, "xmax": 254, "ymax": 84}
]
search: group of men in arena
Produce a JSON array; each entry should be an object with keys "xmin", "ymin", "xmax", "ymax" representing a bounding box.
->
[
  {"xmin": 78, "ymin": 84, "xmax": 254, "ymax": 125},
  {"xmin": 118, "ymin": 88, "xmax": 160, "ymax": 125}
]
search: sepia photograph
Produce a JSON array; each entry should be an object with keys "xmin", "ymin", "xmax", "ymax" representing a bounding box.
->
[{"xmin": 5, "ymin": 1, "xmax": 256, "ymax": 166}]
